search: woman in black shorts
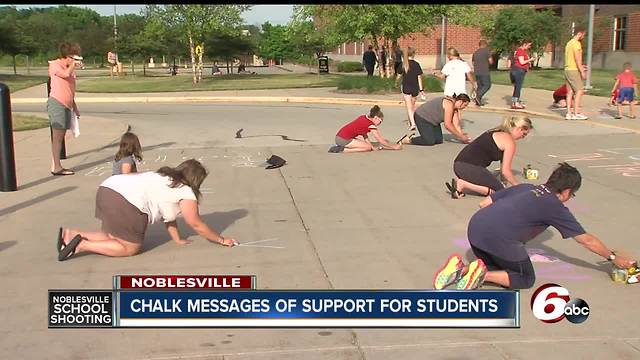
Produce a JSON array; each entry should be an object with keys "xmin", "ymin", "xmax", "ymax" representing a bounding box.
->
[
  {"xmin": 446, "ymin": 114, "xmax": 533, "ymax": 199},
  {"xmin": 398, "ymin": 47, "xmax": 425, "ymax": 131}
]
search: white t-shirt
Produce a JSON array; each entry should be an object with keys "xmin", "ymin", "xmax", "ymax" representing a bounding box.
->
[
  {"xmin": 441, "ymin": 59, "xmax": 471, "ymax": 96},
  {"xmin": 100, "ymin": 172, "xmax": 198, "ymax": 224}
]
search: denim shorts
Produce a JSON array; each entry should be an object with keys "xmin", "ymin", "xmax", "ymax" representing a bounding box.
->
[{"xmin": 617, "ymin": 87, "xmax": 635, "ymax": 103}]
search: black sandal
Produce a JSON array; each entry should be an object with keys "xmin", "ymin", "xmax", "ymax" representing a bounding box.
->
[
  {"xmin": 58, "ymin": 235, "xmax": 83, "ymax": 261},
  {"xmin": 51, "ymin": 168, "xmax": 75, "ymax": 176},
  {"xmin": 445, "ymin": 178, "xmax": 463, "ymax": 199},
  {"xmin": 56, "ymin": 227, "xmax": 63, "ymax": 253}
]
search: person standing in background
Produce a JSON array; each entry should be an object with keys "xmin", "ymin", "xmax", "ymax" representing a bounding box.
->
[
  {"xmin": 564, "ymin": 26, "xmax": 588, "ymax": 120},
  {"xmin": 47, "ymin": 42, "xmax": 81, "ymax": 176},
  {"xmin": 362, "ymin": 45, "xmax": 378, "ymax": 77},
  {"xmin": 510, "ymin": 40, "xmax": 537, "ymax": 110},
  {"xmin": 472, "ymin": 40, "xmax": 494, "ymax": 107}
]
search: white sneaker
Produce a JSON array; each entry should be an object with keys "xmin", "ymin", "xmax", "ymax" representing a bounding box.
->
[
  {"xmin": 574, "ymin": 113, "xmax": 588, "ymax": 120},
  {"xmin": 565, "ymin": 113, "xmax": 575, "ymax": 120}
]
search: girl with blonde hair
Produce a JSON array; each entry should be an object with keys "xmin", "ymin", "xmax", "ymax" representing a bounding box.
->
[
  {"xmin": 446, "ymin": 114, "xmax": 533, "ymax": 199},
  {"xmin": 398, "ymin": 47, "xmax": 425, "ymax": 131}
]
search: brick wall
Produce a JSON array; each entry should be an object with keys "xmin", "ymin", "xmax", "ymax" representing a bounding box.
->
[{"xmin": 330, "ymin": 24, "xmax": 484, "ymax": 57}]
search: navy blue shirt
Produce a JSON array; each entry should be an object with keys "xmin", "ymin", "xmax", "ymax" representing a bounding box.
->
[{"xmin": 468, "ymin": 184, "xmax": 586, "ymax": 261}]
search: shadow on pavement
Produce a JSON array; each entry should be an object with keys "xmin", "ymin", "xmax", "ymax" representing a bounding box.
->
[
  {"xmin": 142, "ymin": 208, "xmax": 249, "ymax": 253},
  {"xmin": 0, "ymin": 241, "xmax": 17, "ymax": 252},
  {"xmin": 0, "ymin": 186, "xmax": 77, "ymax": 217},
  {"xmin": 463, "ymin": 229, "xmax": 609, "ymax": 275},
  {"xmin": 18, "ymin": 142, "xmax": 175, "ymax": 191}
]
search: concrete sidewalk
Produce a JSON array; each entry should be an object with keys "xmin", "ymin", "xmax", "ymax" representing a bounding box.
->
[{"xmin": 10, "ymin": 75, "xmax": 640, "ymax": 134}]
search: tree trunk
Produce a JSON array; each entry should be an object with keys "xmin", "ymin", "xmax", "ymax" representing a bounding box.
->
[
  {"xmin": 26, "ymin": 55, "xmax": 30, "ymax": 75},
  {"xmin": 188, "ymin": 31, "xmax": 197, "ymax": 85},
  {"xmin": 13, "ymin": 55, "xmax": 17, "ymax": 75}
]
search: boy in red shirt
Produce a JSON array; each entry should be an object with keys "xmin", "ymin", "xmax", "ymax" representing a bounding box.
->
[
  {"xmin": 611, "ymin": 62, "xmax": 638, "ymax": 119},
  {"xmin": 552, "ymin": 84, "xmax": 568, "ymax": 108},
  {"xmin": 329, "ymin": 105, "xmax": 402, "ymax": 153}
]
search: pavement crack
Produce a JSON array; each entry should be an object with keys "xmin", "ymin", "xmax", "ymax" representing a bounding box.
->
[{"xmin": 273, "ymin": 149, "xmax": 367, "ymax": 360}]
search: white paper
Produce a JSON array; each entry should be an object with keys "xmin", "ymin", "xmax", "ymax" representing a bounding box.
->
[{"xmin": 70, "ymin": 113, "xmax": 80, "ymax": 138}]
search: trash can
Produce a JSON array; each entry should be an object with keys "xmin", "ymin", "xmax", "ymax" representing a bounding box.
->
[{"xmin": 318, "ymin": 56, "xmax": 329, "ymax": 74}]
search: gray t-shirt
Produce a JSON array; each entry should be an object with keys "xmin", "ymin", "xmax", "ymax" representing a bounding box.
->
[
  {"xmin": 472, "ymin": 47, "xmax": 491, "ymax": 75},
  {"xmin": 113, "ymin": 155, "xmax": 137, "ymax": 175},
  {"xmin": 415, "ymin": 97, "xmax": 446, "ymax": 126}
]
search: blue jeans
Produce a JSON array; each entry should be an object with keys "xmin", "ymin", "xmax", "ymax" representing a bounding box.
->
[
  {"xmin": 510, "ymin": 68, "xmax": 527, "ymax": 103},
  {"xmin": 475, "ymin": 74, "xmax": 492, "ymax": 103}
]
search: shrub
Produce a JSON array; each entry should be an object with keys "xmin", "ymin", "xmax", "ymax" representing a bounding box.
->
[
  {"xmin": 337, "ymin": 61, "xmax": 364, "ymax": 73},
  {"xmin": 422, "ymin": 75, "xmax": 443, "ymax": 92},
  {"xmin": 336, "ymin": 76, "xmax": 397, "ymax": 93}
]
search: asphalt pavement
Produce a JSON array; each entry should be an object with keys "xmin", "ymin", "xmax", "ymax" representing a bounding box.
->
[{"xmin": 1, "ymin": 82, "xmax": 640, "ymax": 359}]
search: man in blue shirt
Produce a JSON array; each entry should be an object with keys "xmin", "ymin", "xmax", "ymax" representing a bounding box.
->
[{"xmin": 434, "ymin": 162, "xmax": 635, "ymax": 290}]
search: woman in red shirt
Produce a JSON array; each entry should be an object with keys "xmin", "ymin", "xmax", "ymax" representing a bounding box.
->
[
  {"xmin": 509, "ymin": 40, "xmax": 537, "ymax": 109},
  {"xmin": 329, "ymin": 105, "xmax": 402, "ymax": 153}
]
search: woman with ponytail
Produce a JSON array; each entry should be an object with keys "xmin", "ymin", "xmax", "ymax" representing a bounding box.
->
[
  {"xmin": 398, "ymin": 47, "xmax": 425, "ymax": 131},
  {"xmin": 56, "ymin": 159, "xmax": 238, "ymax": 261},
  {"xmin": 446, "ymin": 115, "xmax": 533, "ymax": 199},
  {"xmin": 329, "ymin": 105, "xmax": 402, "ymax": 153}
]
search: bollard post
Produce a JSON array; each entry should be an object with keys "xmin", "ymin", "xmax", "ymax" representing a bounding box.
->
[
  {"xmin": 47, "ymin": 77, "xmax": 66, "ymax": 159},
  {"xmin": 0, "ymin": 83, "xmax": 17, "ymax": 192}
]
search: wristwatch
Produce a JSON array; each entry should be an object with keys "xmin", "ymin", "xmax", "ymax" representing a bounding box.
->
[{"xmin": 608, "ymin": 251, "xmax": 616, "ymax": 262}]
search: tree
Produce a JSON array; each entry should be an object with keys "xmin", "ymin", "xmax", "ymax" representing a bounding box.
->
[
  {"xmin": 0, "ymin": 7, "xmax": 36, "ymax": 74},
  {"xmin": 300, "ymin": 5, "xmax": 477, "ymax": 77},
  {"xmin": 205, "ymin": 29, "xmax": 256, "ymax": 73},
  {"xmin": 483, "ymin": 6, "xmax": 561, "ymax": 64},
  {"xmin": 145, "ymin": 5, "xmax": 250, "ymax": 84},
  {"xmin": 258, "ymin": 22, "xmax": 293, "ymax": 64},
  {"xmin": 287, "ymin": 7, "xmax": 340, "ymax": 61}
]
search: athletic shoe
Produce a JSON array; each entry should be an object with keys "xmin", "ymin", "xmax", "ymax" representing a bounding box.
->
[
  {"xmin": 565, "ymin": 113, "xmax": 575, "ymax": 120},
  {"xmin": 573, "ymin": 113, "xmax": 588, "ymax": 120},
  {"xmin": 328, "ymin": 145, "xmax": 344, "ymax": 153},
  {"xmin": 455, "ymin": 259, "xmax": 487, "ymax": 290},
  {"xmin": 433, "ymin": 254, "xmax": 465, "ymax": 290}
]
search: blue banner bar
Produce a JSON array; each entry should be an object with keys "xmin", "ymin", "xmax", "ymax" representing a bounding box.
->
[{"xmin": 116, "ymin": 290, "xmax": 519, "ymax": 327}]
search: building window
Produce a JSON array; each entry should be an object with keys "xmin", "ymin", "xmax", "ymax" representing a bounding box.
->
[{"xmin": 613, "ymin": 16, "xmax": 627, "ymax": 51}]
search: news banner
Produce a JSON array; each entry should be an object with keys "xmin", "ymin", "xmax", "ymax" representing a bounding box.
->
[{"xmin": 48, "ymin": 275, "xmax": 520, "ymax": 328}]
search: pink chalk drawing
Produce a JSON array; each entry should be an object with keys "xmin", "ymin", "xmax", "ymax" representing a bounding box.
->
[
  {"xmin": 451, "ymin": 238, "xmax": 592, "ymax": 281},
  {"xmin": 564, "ymin": 198, "xmax": 594, "ymax": 215}
]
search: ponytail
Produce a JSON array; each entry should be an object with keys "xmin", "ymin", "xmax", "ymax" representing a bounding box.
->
[
  {"xmin": 369, "ymin": 105, "xmax": 383, "ymax": 118},
  {"xmin": 494, "ymin": 114, "xmax": 533, "ymax": 133}
]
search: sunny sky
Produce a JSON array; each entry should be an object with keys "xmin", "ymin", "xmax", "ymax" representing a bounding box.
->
[{"xmin": 10, "ymin": 4, "xmax": 295, "ymax": 26}]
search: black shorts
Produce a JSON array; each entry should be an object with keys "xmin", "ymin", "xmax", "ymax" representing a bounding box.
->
[
  {"xmin": 402, "ymin": 88, "xmax": 419, "ymax": 97},
  {"xmin": 553, "ymin": 94, "xmax": 565, "ymax": 103}
]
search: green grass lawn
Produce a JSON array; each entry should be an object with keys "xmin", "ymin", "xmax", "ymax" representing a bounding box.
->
[
  {"xmin": 77, "ymin": 73, "xmax": 345, "ymax": 93},
  {"xmin": 0, "ymin": 75, "xmax": 49, "ymax": 92},
  {"xmin": 12, "ymin": 114, "xmax": 49, "ymax": 131},
  {"xmin": 491, "ymin": 68, "xmax": 618, "ymax": 97}
]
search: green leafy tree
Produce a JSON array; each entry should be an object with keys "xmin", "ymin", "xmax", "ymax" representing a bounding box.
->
[
  {"xmin": 258, "ymin": 22, "xmax": 293, "ymax": 64},
  {"xmin": 145, "ymin": 5, "xmax": 251, "ymax": 84},
  {"xmin": 205, "ymin": 29, "xmax": 256, "ymax": 73},
  {"xmin": 483, "ymin": 6, "xmax": 561, "ymax": 65},
  {"xmin": 300, "ymin": 5, "xmax": 477, "ymax": 76}
]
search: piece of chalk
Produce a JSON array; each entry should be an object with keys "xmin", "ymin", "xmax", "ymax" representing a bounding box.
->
[{"xmin": 233, "ymin": 241, "xmax": 240, "ymax": 246}]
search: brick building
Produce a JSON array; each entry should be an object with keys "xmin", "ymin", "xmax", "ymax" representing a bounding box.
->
[
  {"xmin": 556, "ymin": 5, "xmax": 640, "ymax": 69},
  {"xmin": 327, "ymin": 5, "xmax": 640, "ymax": 71},
  {"xmin": 327, "ymin": 5, "xmax": 554, "ymax": 70}
]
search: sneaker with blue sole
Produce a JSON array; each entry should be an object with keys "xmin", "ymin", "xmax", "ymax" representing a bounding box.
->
[
  {"xmin": 455, "ymin": 259, "xmax": 487, "ymax": 290},
  {"xmin": 433, "ymin": 254, "xmax": 465, "ymax": 290}
]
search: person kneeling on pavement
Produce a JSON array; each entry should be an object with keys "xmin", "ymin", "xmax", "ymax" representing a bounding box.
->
[
  {"xmin": 433, "ymin": 162, "xmax": 635, "ymax": 290},
  {"xmin": 57, "ymin": 159, "xmax": 237, "ymax": 261},
  {"xmin": 329, "ymin": 105, "xmax": 402, "ymax": 153}
]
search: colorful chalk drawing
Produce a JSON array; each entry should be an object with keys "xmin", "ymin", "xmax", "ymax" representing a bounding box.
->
[
  {"xmin": 452, "ymin": 238, "xmax": 592, "ymax": 281},
  {"xmin": 548, "ymin": 147, "xmax": 640, "ymax": 177}
]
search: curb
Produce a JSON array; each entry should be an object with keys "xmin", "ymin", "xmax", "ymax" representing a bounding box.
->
[
  {"xmin": 13, "ymin": 95, "xmax": 640, "ymax": 134},
  {"xmin": 11, "ymin": 95, "xmax": 565, "ymax": 120}
]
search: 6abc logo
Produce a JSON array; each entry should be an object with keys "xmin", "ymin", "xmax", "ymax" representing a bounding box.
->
[{"xmin": 530, "ymin": 283, "xmax": 589, "ymax": 324}]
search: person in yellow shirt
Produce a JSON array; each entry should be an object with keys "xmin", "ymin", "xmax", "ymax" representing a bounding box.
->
[{"xmin": 564, "ymin": 27, "xmax": 588, "ymax": 120}]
